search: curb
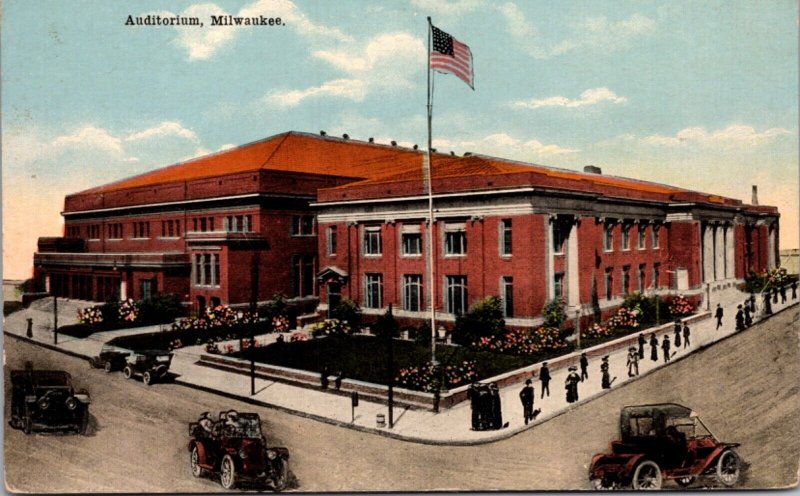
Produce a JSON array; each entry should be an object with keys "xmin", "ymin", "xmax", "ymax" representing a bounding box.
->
[{"xmin": 4, "ymin": 300, "xmax": 797, "ymax": 447}]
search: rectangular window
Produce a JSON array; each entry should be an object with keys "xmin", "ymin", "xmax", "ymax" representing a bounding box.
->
[
  {"xmin": 291, "ymin": 215, "xmax": 315, "ymax": 236},
  {"xmin": 553, "ymin": 222, "xmax": 567, "ymax": 254},
  {"xmin": 364, "ymin": 273, "xmax": 383, "ymax": 309},
  {"xmin": 604, "ymin": 224, "xmax": 614, "ymax": 252},
  {"xmin": 401, "ymin": 225, "xmax": 422, "ymax": 256},
  {"xmin": 200, "ymin": 218, "xmax": 207, "ymax": 232},
  {"xmin": 402, "ymin": 274, "xmax": 423, "ymax": 312},
  {"xmin": 652, "ymin": 225, "xmax": 660, "ymax": 248},
  {"xmin": 621, "ymin": 225, "xmax": 631, "ymax": 251},
  {"xmin": 176, "ymin": 220, "xmax": 181, "ymax": 237},
  {"xmin": 622, "ymin": 265, "xmax": 630, "ymax": 295},
  {"xmin": 502, "ymin": 276, "xmax": 514, "ymax": 317},
  {"xmin": 652, "ymin": 263, "xmax": 660, "ymax": 289},
  {"xmin": 445, "ymin": 275, "xmax": 468, "ymax": 315},
  {"xmin": 605, "ymin": 268, "xmax": 614, "ymax": 301},
  {"xmin": 327, "ymin": 226, "xmax": 338, "ymax": 256},
  {"xmin": 638, "ymin": 226, "xmax": 647, "ymax": 250},
  {"xmin": 554, "ymin": 273, "xmax": 565, "ymax": 299},
  {"xmin": 444, "ymin": 222, "xmax": 467, "ymax": 255},
  {"xmin": 213, "ymin": 254, "xmax": 220, "ymax": 287},
  {"xmin": 108, "ymin": 223, "xmax": 123, "ymax": 239},
  {"xmin": 363, "ymin": 226, "xmax": 382, "ymax": 255},
  {"xmin": 500, "ymin": 219, "xmax": 512, "ymax": 256},
  {"xmin": 290, "ymin": 254, "xmax": 316, "ymax": 297},
  {"xmin": 203, "ymin": 254, "xmax": 213, "ymax": 285},
  {"xmin": 638, "ymin": 264, "xmax": 646, "ymax": 292},
  {"xmin": 194, "ymin": 254, "xmax": 203, "ymax": 285}
]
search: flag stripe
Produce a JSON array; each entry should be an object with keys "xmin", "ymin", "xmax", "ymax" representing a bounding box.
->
[{"xmin": 430, "ymin": 23, "xmax": 473, "ymax": 89}]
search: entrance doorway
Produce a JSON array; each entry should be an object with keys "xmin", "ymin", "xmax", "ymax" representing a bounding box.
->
[{"xmin": 327, "ymin": 282, "xmax": 341, "ymax": 318}]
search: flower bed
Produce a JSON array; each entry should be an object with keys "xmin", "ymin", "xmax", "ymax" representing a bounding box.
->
[
  {"xmin": 61, "ymin": 294, "xmax": 184, "ymax": 338},
  {"xmin": 396, "ymin": 360, "xmax": 478, "ymax": 392},
  {"xmin": 471, "ymin": 326, "xmax": 569, "ymax": 356}
]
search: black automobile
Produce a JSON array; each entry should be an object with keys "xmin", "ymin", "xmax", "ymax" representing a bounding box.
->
[
  {"xmin": 8, "ymin": 364, "xmax": 90, "ymax": 434},
  {"xmin": 122, "ymin": 350, "xmax": 173, "ymax": 385},
  {"xmin": 89, "ymin": 344, "xmax": 131, "ymax": 372}
]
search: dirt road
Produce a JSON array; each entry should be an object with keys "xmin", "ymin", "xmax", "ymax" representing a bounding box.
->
[{"xmin": 4, "ymin": 306, "xmax": 798, "ymax": 491}]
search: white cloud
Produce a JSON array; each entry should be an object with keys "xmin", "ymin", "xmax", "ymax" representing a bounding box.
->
[
  {"xmin": 125, "ymin": 121, "xmax": 199, "ymax": 142},
  {"xmin": 499, "ymin": 3, "xmax": 655, "ymax": 59},
  {"xmin": 51, "ymin": 125, "xmax": 125, "ymax": 156},
  {"xmin": 482, "ymin": 133, "xmax": 580, "ymax": 156},
  {"xmin": 218, "ymin": 143, "xmax": 237, "ymax": 151},
  {"xmin": 410, "ymin": 0, "xmax": 484, "ymax": 16},
  {"xmin": 264, "ymin": 32, "xmax": 425, "ymax": 107},
  {"xmin": 165, "ymin": 0, "xmax": 351, "ymax": 61},
  {"xmin": 643, "ymin": 124, "xmax": 792, "ymax": 147},
  {"xmin": 511, "ymin": 87, "xmax": 627, "ymax": 110}
]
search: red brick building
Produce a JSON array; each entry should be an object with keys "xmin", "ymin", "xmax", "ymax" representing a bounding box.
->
[{"xmin": 33, "ymin": 131, "xmax": 779, "ymax": 324}]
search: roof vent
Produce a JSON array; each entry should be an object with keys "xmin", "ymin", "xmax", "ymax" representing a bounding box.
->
[
  {"xmin": 391, "ymin": 140, "xmax": 397, "ymax": 146},
  {"xmin": 413, "ymin": 144, "xmax": 418, "ymax": 150},
  {"xmin": 464, "ymin": 152, "xmax": 472, "ymax": 157},
  {"xmin": 368, "ymin": 137, "xmax": 374, "ymax": 143},
  {"xmin": 752, "ymin": 185, "xmax": 759, "ymax": 205},
  {"xmin": 584, "ymin": 165, "xmax": 602, "ymax": 175},
  {"xmin": 342, "ymin": 133, "xmax": 349, "ymax": 140},
  {"xmin": 431, "ymin": 148, "xmax": 437, "ymax": 153},
  {"xmin": 450, "ymin": 151, "xmax": 455, "ymax": 156},
  {"xmin": 320, "ymin": 130, "xmax": 327, "ymax": 136}
]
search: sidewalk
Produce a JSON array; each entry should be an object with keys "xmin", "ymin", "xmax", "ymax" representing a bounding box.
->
[{"xmin": 4, "ymin": 291, "xmax": 798, "ymax": 445}]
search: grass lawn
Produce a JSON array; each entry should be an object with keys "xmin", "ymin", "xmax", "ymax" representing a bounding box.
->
[{"xmin": 230, "ymin": 335, "xmax": 574, "ymax": 388}]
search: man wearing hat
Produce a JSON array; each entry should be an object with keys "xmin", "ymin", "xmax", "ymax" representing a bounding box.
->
[
  {"xmin": 682, "ymin": 321, "xmax": 691, "ymax": 348},
  {"xmin": 661, "ymin": 334, "xmax": 671, "ymax": 362},
  {"xmin": 579, "ymin": 352, "xmax": 589, "ymax": 382},
  {"xmin": 743, "ymin": 301, "xmax": 752, "ymax": 328},
  {"xmin": 714, "ymin": 303, "xmax": 724, "ymax": 330},
  {"xmin": 538, "ymin": 362, "xmax": 551, "ymax": 398},
  {"xmin": 519, "ymin": 379, "xmax": 535, "ymax": 425},
  {"xmin": 600, "ymin": 356, "xmax": 612, "ymax": 389},
  {"xmin": 637, "ymin": 333, "xmax": 646, "ymax": 360},
  {"xmin": 627, "ymin": 346, "xmax": 639, "ymax": 377},
  {"xmin": 565, "ymin": 366, "xmax": 581, "ymax": 403}
]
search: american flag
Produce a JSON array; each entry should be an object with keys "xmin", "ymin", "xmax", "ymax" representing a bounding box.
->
[{"xmin": 430, "ymin": 24, "xmax": 473, "ymax": 89}]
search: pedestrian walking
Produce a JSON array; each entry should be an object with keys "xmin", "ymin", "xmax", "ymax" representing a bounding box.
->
[
  {"xmin": 749, "ymin": 293, "xmax": 756, "ymax": 313},
  {"xmin": 649, "ymin": 333, "xmax": 659, "ymax": 362},
  {"xmin": 637, "ymin": 333, "xmax": 646, "ymax": 360},
  {"xmin": 744, "ymin": 304, "xmax": 753, "ymax": 327},
  {"xmin": 661, "ymin": 334, "xmax": 671, "ymax": 363},
  {"xmin": 673, "ymin": 321, "xmax": 682, "ymax": 348},
  {"xmin": 579, "ymin": 352, "xmax": 589, "ymax": 382},
  {"xmin": 489, "ymin": 383, "xmax": 506, "ymax": 429},
  {"xmin": 519, "ymin": 379, "xmax": 535, "ymax": 425},
  {"xmin": 791, "ymin": 280, "xmax": 797, "ymax": 300},
  {"xmin": 682, "ymin": 322, "xmax": 690, "ymax": 348},
  {"xmin": 780, "ymin": 284, "xmax": 787, "ymax": 304},
  {"xmin": 762, "ymin": 292, "xmax": 772, "ymax": 316},
  {"xmin": 627, "ymin": 347, "xmax": 639, "ymax": 376},
  {"xmin": 735, "ymin": 305, "xmax": 745, "ymax": 331},
  {"xmin": 600, "ymin": 356, "xmax": 612, "ymax": 389},
  {"xmin": 565, "ymin": 366, "xmax": 581, "ymax": 403},
  {"xmin": 714, "ymin": 303, "xmax": 724, "ymax": 330},
  {"xmin": 539, "ymin": 362, "xmax": 551, "ymax": 398}
]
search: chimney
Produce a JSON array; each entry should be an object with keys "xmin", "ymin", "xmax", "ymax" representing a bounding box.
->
[
  {"xmin": 583, "ymin": 165, "xmax": 602, "ymax": 174},
  {"xmin": 752, "ymin": 185, "xmax": 759, "ymax": 205},
  {"xmin": 319, "ymin": 130, "xmax": 327, "ymax": 136}
]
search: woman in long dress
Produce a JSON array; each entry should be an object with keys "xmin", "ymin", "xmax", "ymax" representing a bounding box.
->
[
  {"xmin": 565, "ymin": 366, "xmax": 581, "ymax": 403},
  {"xmin": 649, "ymin": 333, "xmax": 659, "ymax": 361}
]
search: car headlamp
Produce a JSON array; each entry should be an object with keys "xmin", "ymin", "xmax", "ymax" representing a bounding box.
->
[
  {"xmin": 238, "ymin": 449, "xmax": 248, "ymax": 460},
  {"xmin": 266, "ymin": 449, "xmax": 277, "ymax": 460},
  {"xmin": 65, "ymin": 397, "xmax": 78, "ymax": 410},
  {"xmin": 37, "ymin": 397, "xmax": 50, "ymax": 410}
]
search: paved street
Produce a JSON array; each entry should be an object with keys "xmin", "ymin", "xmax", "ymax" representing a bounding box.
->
[{"xmin": 5, "ymin": 305, "xmax": 798, "ymax": 491}]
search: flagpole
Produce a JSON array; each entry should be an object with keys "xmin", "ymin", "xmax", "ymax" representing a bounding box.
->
[{"xmin": 426, "ymin": 16, "xmax": 438, "ymax": 367}]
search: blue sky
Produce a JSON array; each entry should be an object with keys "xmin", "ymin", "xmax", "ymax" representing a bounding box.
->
[{"xmin": 2, "ymin": 0, "xmax": 798, "ymax": 279}]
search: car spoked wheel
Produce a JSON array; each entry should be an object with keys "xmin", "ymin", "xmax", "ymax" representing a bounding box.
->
[
  {"xmin": 220, "ymin": 454, "xmax": 237, "ymax": 490},
  {"xmin": 123, "ymin": 366, "xmax": 133, "ymax": 379},
  {"xmin": 143, "ymin": 371, "xmax": 152, "ymax": 386},
  {"xmin": 104, "ymin": 361, "xmax": 113, "ymax": 373},
  {"xmin": 632, "ymin": 460, "xmax": 662, "ymax": 490},
  {"xmin": 190, "ymin": 446, "xmax": 204, "ymax": 478},
  {"xmin": 715, "ymin": 450, "xmax": 740, "ymax": 487},
  {"xmin": 271, "ymin": 458, "xmax": 289, "ymax": 492},
  {"xmin": 675, "ymin": 476, "xmax": 695, "ymax": 487},
  {"xmin": 590, "ymin": 477, "xmax": 618, "ymax": 490}
]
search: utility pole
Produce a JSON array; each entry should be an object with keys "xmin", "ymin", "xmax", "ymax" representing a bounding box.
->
[
  {"xmin": 250, "ymin": 251, "xmax": 260, "ymax": 396},
  {"xmin": 53, "ymin": 296, "xmax": 58, "ymax": 345},
  {"xmin": 387, "ymin": 304, "xmax": 395, "ymax": 429}
]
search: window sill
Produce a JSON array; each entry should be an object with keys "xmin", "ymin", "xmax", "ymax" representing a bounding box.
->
[
  {"xmin": 192, "ymin": 285, "xmax": 221, "ymax": 289},
  {"xmin": 363, "ymin": 254, "xmax": 383, "ymax": 258},
  {"xmin": 158, "ymin": 236, "xmax": 181, "ymax": 240},
  {"xmin": 290, "ymin": 234, "xmax": 316, "ymax": 237},
  {"xmin": 401, "ymin": 254, "xmax": 422, "ymax": 258},
  {"xmin": 443, "ymin": 254, "xmax": 467, "ymax": 258}
]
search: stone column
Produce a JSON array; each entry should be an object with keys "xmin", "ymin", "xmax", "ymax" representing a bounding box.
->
[
  {"xmin": 567, "ymin": 221, "xmax": 579, "ymax": 307},
  {"xmin": 702, "ymin": 223, "xmax": 714, "ymax": 283},
  {"xmin": 545, "ymin": 218, "xmax": 554, "ymax": 300},
  {"xmin": 767, "ymin": 226, "xmax": 776, "ymax": 269},
  {"xmin": 120, "ymin": 280, "xmax": 127, "ymax": 300},
  {"xmin": 725, "ymin": 226, "xmax": 735, "ymax": 279},
  {"xmin": 45, "ymin": 275, "xmax": 51, "ymax": 293},
  {"xmin": 714, "ymin": 224, "xmax": 725, "ymax": 281}
]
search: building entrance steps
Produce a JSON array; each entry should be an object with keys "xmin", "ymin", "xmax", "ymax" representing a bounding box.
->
[{"xmin": 3, "ymin": 290, "xmax": 798, "ymax": 445}]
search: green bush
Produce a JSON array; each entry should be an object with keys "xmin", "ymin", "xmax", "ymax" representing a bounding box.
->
[
  {"xmin": 453, "ymin": 296, "xmax": 505, "ymax": 345},
  {"xmin": 15, "ymin": 278, "xmax": 39, "ymax": 295},
  {"xmin": 332, "ymin": 298, "xmax": 362, "ymax": 329},
  {"xmin": 542, "ymin": 298, "xmax": 567, "ymax": 329},
  {"xmin": 374, "ymin": 307, "xmax": 399, "ymax": 338}
]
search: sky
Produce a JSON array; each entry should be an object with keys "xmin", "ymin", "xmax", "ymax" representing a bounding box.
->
[{"xmin": 2, "ymin": 0, "xmax": 798, "ymax": 280}]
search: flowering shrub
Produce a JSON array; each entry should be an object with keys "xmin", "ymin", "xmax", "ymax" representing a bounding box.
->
[
  {"xmin": 471, "ymin": 326, "xmax": 568, "ymax": 356},
  {"xmin": 766, "ymin": 267, "xmax": 789, "ymax": 287},
  {"xmin": 290, "ymin": 332, "xmax": 308, "ymax": 342},
  {"xmin": 172, "ymin": 305, "xmax": 256, "ymax": 332},
  {"xmin": 311, "ymin": 319, "xmax": 353, "ymax": 337},
  {"xmin": 667, "ymin": 295, "xmax": 694, "ymax": 317},
  {"xmin": 395, "ymin": 360, "xmax": 477, "ymax": 392},
  {"xmin": 78, "ymin": 306, "xmax": 104, "ymax": 325},
  {"xmin": 606, "ymin": 306, "xmax": 640, "ymax": 330},
  {"xmin": 272, "ymin": 316, "xmax": 290, "ymax": 333},
  {"xmin": 205, "ymin": 342, "xmax": 220, "ymax": 354},
  {"xmin": 584, "ymin": 322, "xmax": 612, "ymax": 339},
  {"xmin": 118, "ymin": 298, "xmax": 140, "ymax": 323}
]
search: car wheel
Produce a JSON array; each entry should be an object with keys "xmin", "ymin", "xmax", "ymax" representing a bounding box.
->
[
  {"xmin": 104, "ymin": 361, "xmax": 113, "ymax": 373},
  {"xmin": 220, "ymin": 454, "xmax": 237, "ymax": 490},
  {"xmin": 632, "ymin": 460, "xmax": 662, "ymax": 490},
  {"xmin": 22, "ymin": 408, "xmax": 32, "ymax": 435},
  {"xmin": 715, "ymin": 450, "xmax": 740, "ymax": 487},
  {"xmin": 143, "ymin": 371, "xmax": 152, "ymax": 386},
  {"xmin": 123, "ymin": 366, "xmax": 133, "ymax": 379},
  {"xmin": 190, "ymin": 446, "xmax": 205, "ymax": 478},
  {"xmin": 271, "ymin": 458, "xmax": 289, "ymax": 492},
  {"xmin": 589, "ymin": 477, "xmax": 618, "ymax": 490}
]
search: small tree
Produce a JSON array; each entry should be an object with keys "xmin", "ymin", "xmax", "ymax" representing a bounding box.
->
[
  {"xmin": 333, "ymin": 298, "xmax": 362, "ymax": 330},
  {"xmin": 542, "ymin": 298, "xmax": 567, "ymax": 329},
  {"xmin": 454, "ymin": 296, "xmax": 505, "ymax": 345}
]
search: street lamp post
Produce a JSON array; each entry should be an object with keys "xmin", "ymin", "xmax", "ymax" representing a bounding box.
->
[
  {"xmin": 53, "ymin": 296, "xmax": 58, "ymax": 345},
  {"xmin": 575, "ymin": 307, "xmax": 581, "ymax": 350}
]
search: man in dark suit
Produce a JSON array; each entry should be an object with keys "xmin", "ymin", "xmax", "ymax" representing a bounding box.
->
[
  {"xmin": 661, "ymin": 334, "xmax": 671, "ymax": 362},
  {"xmin": 637, "ymin": 333, "xmax": 646, "ymax": 360},
  {"xmin": 714, "ymin": 303, "xmax": 724, "ymax": 330},
  {"xmin": 539, "ymin": 362, "xmax": 551, "ymax": 398},
  {"xmin": 519, "ymin": 379, "xmax": 535, "ymax": 425},
  {"xmin": 682, "ymin": 322, "xmax": 690, "ymax": 348},
  {"xmin": 580, "ymin": 352, "xmax": 589, "ymax": 382}
]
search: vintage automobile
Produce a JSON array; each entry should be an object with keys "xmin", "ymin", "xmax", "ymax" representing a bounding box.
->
[
  {"xmin": 8, "ymin": 364, "xmax": 91, "ymax": 434},
  {"xmin": 89, "ymin": 344, "xmax": 131, "ymax": 372},
  {"xmin": 188, "ymin": 410, "xmax": 290, "ymax": 491},
  {"xmin": 589, "ymin": 403, "xmax": 741, "ymax": 489},
  {"xmin": 121, "ymin": 349, "xmax": 173, "ymax": 385}
]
